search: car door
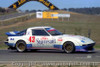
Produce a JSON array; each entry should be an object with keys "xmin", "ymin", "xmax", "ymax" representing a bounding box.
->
[{"xmin": 30, "ymin": 29, "xmax": 56, "ymax": 48}]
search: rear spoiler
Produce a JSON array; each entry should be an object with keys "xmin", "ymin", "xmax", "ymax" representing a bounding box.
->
[{"xmin": 6, "ymin": 31, "xmax": 19, "ymax": 36}]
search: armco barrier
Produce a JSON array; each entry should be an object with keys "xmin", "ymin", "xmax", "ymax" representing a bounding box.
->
[{"xmin": 0, "ymin": 13, "xmax": 35, "ymax": 26}]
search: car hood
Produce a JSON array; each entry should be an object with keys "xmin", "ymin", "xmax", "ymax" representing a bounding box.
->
[
  {"xmin": 60, "ymin": 34, "xmax": 95, "ymax": 44},
  {"xmin": 62, "ymin": 34, "xmax": 85, "ymax": 39}
]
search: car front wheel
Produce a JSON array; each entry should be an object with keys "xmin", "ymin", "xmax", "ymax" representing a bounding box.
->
[{"xmin": 63, "ymin": 41, "xmax": 75, "ymax": 53}]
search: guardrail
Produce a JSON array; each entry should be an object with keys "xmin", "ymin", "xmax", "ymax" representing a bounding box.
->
[
  {"xmin": 0, "ymin": 13, "xmax": 35, "ymax": 21},
  {"xmin": 0, "ymin": 13, "xmax": 35, "ymax": 27}
]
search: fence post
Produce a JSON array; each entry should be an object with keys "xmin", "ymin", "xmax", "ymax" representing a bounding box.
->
[{"xmin": 88, "ymin": 29, "xmax": 91, "ymax": 38}]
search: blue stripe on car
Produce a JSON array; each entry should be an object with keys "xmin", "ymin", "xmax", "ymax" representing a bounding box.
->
[
  {"xmin": 26, "ymin": 44, "xmax": 32, "ymax": 49},
  {"xmin": 6, "ymin": 31, "xmax": 19, "ymax": 36},
  {"xmin": 54, "ymin": 45, "xmax": 63, "ymax": 49}
]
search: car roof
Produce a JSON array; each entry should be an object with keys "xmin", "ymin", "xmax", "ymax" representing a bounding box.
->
[{"xmin": 28, "ymin": 26, "xmax": 52, "ymax": 29}]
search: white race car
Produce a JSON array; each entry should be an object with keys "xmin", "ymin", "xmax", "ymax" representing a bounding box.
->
[{"xmin": 5, "ymin": 26, "xmax": 95, "ymax": 53}]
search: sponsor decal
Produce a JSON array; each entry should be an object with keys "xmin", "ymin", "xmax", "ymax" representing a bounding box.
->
[
  {"xmin": 12, "ymin": 0, "xmax": 27, "ymax": 9},
  {"xmin": 81, "ymin": 38, "xmax": 86, "ymax": 43},
  {"xmin": 41, "ymin": 36, "xmax": 48, "ymax": 40},
  {"xmin": 39, "ymin": 0, "xmax": 50, "ymax": 7},
  {"xmin": 28, "ymin": 32, "xmax": 30, "ymax": 35},
  {"xmin": 58, "ymin": 39, "xmax": 63, "ymax": 41},
  {"xmin": 81, "ymin": 40, "xmax": 85, "ymax": 43},
  {"xmin": 13, "ymin": 4, "xmax": 17, "ymax": 9},
  {"xmin": 50, "ymin": 5, "xmax": 55, "ymax": 10},
  {"xmin": 10, "ymin": 38, "xmax": 14, "ymax": 40},
  {"xmin": 29, "ymin": 36, "xmax": 35, "ymax": 42},
  {"xmin": 9, "ymin": 0, "xmax": 59, "ymax": 10},
  {"xmin": 58, "ymin": 37, "xmax": 63, "ymax": 41},
  {"xmin": 46, "ymin": 28, "xmax": 56, "ymax": 32},
  {"xmin": 18, "ymin": 0, "xmax": 26, "ymax": 5},
  {"xmin": 36, "ymin": 38, "xmax": 56, "ymax": 45}
]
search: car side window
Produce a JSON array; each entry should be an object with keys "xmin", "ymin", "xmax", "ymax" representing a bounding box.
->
[{"xmin": 32, "ymin": 29, "xmax": 49, "ymax": 36}]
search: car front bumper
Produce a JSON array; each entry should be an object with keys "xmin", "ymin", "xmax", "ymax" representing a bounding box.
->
[{"xmin": 75, "ymin": 43, "xmax": 95, "ymax": 52}]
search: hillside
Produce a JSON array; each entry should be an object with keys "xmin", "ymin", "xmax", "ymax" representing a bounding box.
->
[{"xmin": 0, "ymin": 10, "xmax": 100, "ymax": 49}]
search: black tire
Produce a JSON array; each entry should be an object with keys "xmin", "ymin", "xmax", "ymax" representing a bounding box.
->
[
  {"xmin": 16, "ymin": 41, "xmax": 26, "ymax": 52},
  {"xmin": 63, "ymin": 41, "xmax": 75, "ymax": 53}
]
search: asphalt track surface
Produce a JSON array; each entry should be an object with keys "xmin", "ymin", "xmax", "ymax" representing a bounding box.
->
[{"xmin": 0, "ymin": 50, "xmax": 100, "ymax": 62}]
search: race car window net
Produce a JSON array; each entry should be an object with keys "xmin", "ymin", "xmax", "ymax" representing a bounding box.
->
[
  {"xmin": 32, "ymin": 29, "xmax": 49, "ymax": 36},
  {"xmin": 45, "ymin": 28, "xmax": 63, "ymax": 36}
]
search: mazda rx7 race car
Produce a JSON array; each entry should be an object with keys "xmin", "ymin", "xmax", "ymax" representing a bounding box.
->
[{"xmin": 5, "ymin": 26, "xmax": 95, "ymax": 53}]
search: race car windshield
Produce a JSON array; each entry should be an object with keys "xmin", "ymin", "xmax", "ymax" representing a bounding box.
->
[{"xmin": 45, "ymin": 28, "xmax": 63, "ymax": 36}]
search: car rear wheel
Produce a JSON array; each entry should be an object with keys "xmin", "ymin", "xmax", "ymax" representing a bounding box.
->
[
  {"xmin": 63, "ymin": 41, "xmax": 75, "ymax": 53},
  {"xmin": 16, "ymin": 41, "xmax": 26, "ymax": 52}
]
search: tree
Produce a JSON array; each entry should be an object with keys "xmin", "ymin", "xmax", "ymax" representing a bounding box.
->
[{"xmin": 0, "ymin": 7, "xmax": 5, "ymax": 13}]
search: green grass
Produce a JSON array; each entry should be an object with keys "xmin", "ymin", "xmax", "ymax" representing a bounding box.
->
[
  {"xmin": 94, "ymin": 45, "xmax": 100, "ymax": 49},
  {"xmin": 0, "ymin": 11, "xmax": 100, "ymax": 49},
  {"xmin": 0, "ymin": 65, "xmax": 6, "ymax": 67}
]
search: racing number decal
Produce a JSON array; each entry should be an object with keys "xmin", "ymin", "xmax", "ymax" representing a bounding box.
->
[{"xmin": 29, "ymin": 36, "xmax": 35, "ymax": 42}]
